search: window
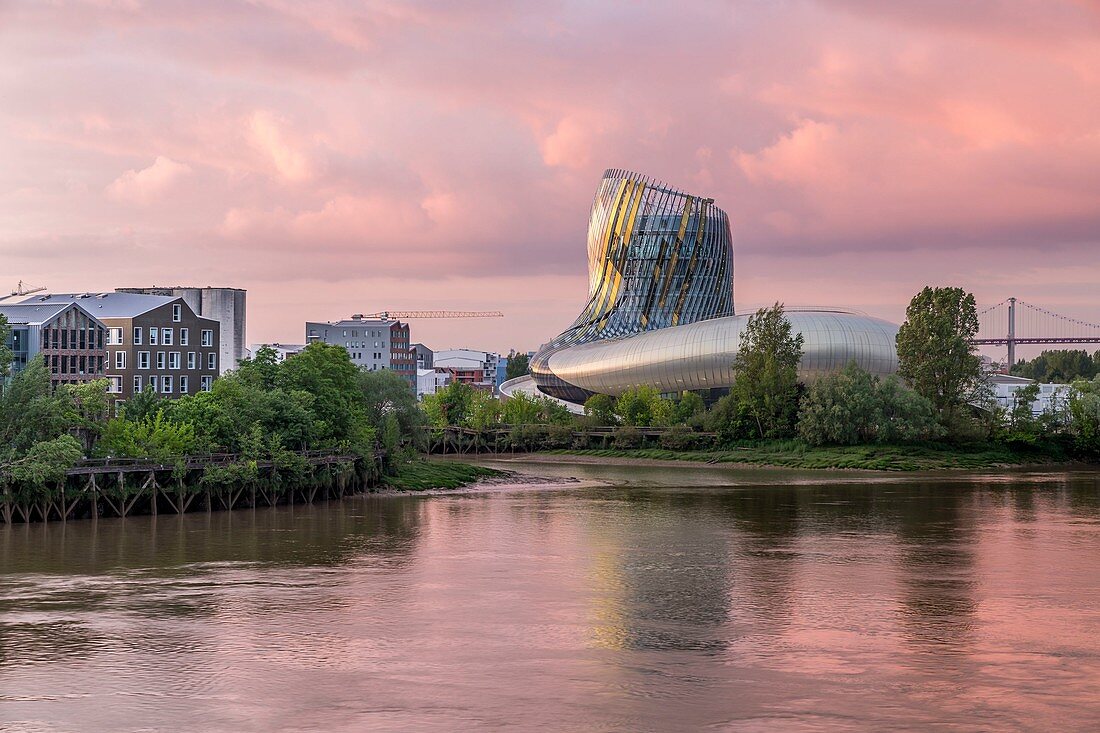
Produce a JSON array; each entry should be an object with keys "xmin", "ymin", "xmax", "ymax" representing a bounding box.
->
[
  {"xmin": 207, "ymin": 352, "xmax": 217, "ymax": 371},
  {"xmin": 115, "ymin": 351, "xmax": 126, "ymax": 369},
  {"xmin": 162, "ymin": 328, "xmax": 173, "ymax": 346},
  {"xmin": 149, "ymin": 375, "xmax": 158, "ymax": 393},
  {"xmin": 133, "ymin": 375, "xmax": 142, "ymax": 393},
  {"xmin": 133, "ymin": 326, "xmax": 142, "ymax": 345},
  {"xmin": 179, "ymin": 375, "xmax": 189, "ymax": 394},
  {"xmin": 180, "ymin": 328, "xmax": 189, "ymax": 346},
  {"xmin": 162, "ymin": 375, "xmax": 173, "ymax": 394},
  {"xmin": 107, "ymin": 376, "xmax": 122, "ymax": 393},
  {"xmin": 107, "ymin": 327, "xmax": 123, "ymax": 345},
  {"xmin": 201, "ymin": 330, "xmax": 213, "ymax": 347},
  {"xmin": 169, "ymin": 352, "xmax": 181, "ymax": 370},
  {"xmin": 200, "ymin": 375, "xmax": 212, "ymax": 392},
  {"xmin": 157, "ymin": 352, "xmax": 166, "ymax": 370},
  {"xmin": 187, "ymin": 352, "xmax": 196, "ymax": 369},
  {"xmin": 138, "ymin": 351, "xmax": 150, "ymax": 370},
  {"xmin": 149, "ymin": 327, "xmax": 158, "ymax": 346},
  {"xmin": 172, "ymin": 303, "xmax": 182, "ymax": 322}
]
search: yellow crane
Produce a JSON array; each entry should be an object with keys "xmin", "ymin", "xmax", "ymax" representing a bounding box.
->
[
  {"xmin": 11, "ymin": 280, "xmax": 46, "ymax": 296},
  {"xmin": 352, "ymin": 311, "xmax": 503, "ymax": 319}
]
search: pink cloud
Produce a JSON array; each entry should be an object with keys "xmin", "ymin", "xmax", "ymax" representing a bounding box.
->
[{"xmin": 106, "ymin": 155, "xmax": 192, "ymax": 203}]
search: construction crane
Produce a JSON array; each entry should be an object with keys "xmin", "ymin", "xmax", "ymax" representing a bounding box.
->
[
  {"xmin": 352, "ymin": 310, "xmax": 504, "ymax": 320},
  {"xmin": 11, "ymin": 280, "xmax": 46, "ymax": 296}
]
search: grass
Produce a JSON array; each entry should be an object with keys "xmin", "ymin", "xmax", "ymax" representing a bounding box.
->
[
  {"xmin": 382, "ymin": 460, "xmax": 506, "ymax": 491},
  {"xmin": 542, "ymin": 440, "xmax": 1069, "ymax": 472}
]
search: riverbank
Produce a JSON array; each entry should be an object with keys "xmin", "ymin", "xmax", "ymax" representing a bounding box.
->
[
  {"xmin": 528, "ymin": 441, "xmax": 1075, "ymax": 471},
  {"xmin": 381, "ymin": 460, "xmax": 509, "ymax": 491}
]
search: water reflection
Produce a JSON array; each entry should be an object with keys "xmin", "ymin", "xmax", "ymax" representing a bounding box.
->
[{"xmin": 2, "ymin": 465, "xmax": 1100, "ymax": 731}]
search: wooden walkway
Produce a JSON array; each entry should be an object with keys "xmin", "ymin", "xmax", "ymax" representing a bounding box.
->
[{"xmin": 2, "ymin": 449, "xmax": 368, "ymax": 524}]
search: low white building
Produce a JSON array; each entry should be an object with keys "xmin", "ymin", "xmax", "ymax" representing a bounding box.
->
[
  {"xmin": 249, "ymin": 343, "xmax": 304, "ymax": 363},
  {"xmin": 433, "ymin": 349, "xmax": 500, "ymax": 391},
  {"xmin": 988, "ymin": 374, "xmax": 1073, "ymax": 416},
  {"xmin": 417, "ymin": 368, "xmax": 450, "ymax": 399}
]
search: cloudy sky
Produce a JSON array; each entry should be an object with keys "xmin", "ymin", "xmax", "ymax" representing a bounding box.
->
[{"xmin": 2, "ymin": 0, "xmax": 1098, "ymax": 353}]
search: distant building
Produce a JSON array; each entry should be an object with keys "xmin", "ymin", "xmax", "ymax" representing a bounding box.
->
[
  {"xmin": 417, "ymin": 367, "xmax": 449, "ymax": 399},
  {"xmin": 305, "ymin": 315, "xmax": 415, "ymax": 386},
  {"xmin": 118, "ymin": 287, "xmax": 246, "ymax": 374},
  {"xmin": 249, "ymin": 343, "xmax": 304, "ymax": 363},
  {"xmin": 2, "ymin": 292, "xmax": 220, "ymax": 401},
  {"xmin": 411, "ymin": 343, "xmax": 434, "ymax": 369},
  {"xmin": 433, "ymin": 349, "xmax": 500, "ymax": 392},
  {"xmin": 988, "ymin": 374, "xmax": 1073, "ymax": 416},
  {"xmin": 0, "ymin": 301, "xmax": 107, "ymax": 387}
]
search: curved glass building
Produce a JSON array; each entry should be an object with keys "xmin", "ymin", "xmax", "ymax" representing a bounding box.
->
[{"xmin": 529, "ymin": 168, "xmax": 899, "ymax": 403}]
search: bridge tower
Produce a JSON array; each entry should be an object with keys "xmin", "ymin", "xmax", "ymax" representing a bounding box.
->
[{"xmin": 1007, "ymin": 297, "xmax": 1016, "ymax": 367}]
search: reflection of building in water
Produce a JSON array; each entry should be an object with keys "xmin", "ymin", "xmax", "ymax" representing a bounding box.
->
[
  {"xmin": 584, "ymin": 490, "xmax": 733, "ymax": 653},
  {"xmin": 893, "ymin": 483, "xmax": 978, "ymax": 651}
]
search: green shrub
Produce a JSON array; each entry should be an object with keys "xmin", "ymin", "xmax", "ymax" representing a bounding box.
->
[{"xmin": 612, "ymin": 426, "xmax": 643, "ymax": 449}]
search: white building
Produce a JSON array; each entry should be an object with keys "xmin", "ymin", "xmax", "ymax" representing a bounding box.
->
[
  {"xmin": 988, "ymin": 374, "xmax": 1073, "ymax": 417},
  {"xmin": 249, "ymin": 343, "xmax": 304, "ymax": 363},
  {"xmin": 417, "ymin": 367, "xmax": 450, "ymax": 399},
  {"xmin": 433, "ymin": 349, "xmax": 500, "ymax": 391}
]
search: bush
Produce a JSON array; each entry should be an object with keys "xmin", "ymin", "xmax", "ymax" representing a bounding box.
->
[
  {"xmin": 798, "ymin": 363, "xmax": 942, "ymax": 446},
  {"xmin": 659, "ymin": 425, "xmax": 698, "ymax": 450},
  {"xmin": 612, "ymin": 426, "xmax": 644, "ymax": 449},
  {"xmin": 545, "ymin": 424, "xmax": 575, "ymax": 449},
  {"xmin": 705, "ymin": 393, "xmax": 757, "ymax": 445}
]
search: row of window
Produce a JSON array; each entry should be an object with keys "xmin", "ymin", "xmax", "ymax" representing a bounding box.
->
[
  {"xmin": 41, "ymin": 327, "xmax": 105, "ymax": 351},
  {"xmin": 107, "ymin": 351, "xmax": 217, "ymax": 371},
  {"xmin": 107, "ymin": 326, "xmax": 214, "ymax": 347},
  {"xmin": 107, "ymin": 373, "xmax": 213, "ymax": 394},
  {"xmin": 47, "ymin": 354, "xmax": 105, "ymax": 375}
]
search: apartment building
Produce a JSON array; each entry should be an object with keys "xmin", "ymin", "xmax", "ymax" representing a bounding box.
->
[
  {"xmin": 305, "ymin": 314, "xmax": 415, "ymax": 386},
  {"xmin": 3, "ymin": 293, "xmax": 220, "ymax": 402},
  {"xmin": 0, "ymin": 301, "xmax": 107, "ymax": 387}
]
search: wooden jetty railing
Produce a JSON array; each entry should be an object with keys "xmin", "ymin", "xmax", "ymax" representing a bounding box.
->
[{"xmin": 2, "ymin": 449, "xmax": 372, "ymax": 525}]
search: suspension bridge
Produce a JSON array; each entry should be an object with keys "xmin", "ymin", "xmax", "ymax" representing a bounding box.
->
[{"xmin": 975, "ymin": 298, "xmax": 1100, "ymax": 366}]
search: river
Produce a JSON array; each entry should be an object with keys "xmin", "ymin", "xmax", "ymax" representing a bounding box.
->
[{"xmin": 3, "ymin": 460, "xmax": 1100, "ymax": 731}]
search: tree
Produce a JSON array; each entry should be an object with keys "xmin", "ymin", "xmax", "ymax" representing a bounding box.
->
[
  {"xmin": 1068, "ymin": 376, "xmax": 1100, "ymax": 456},
  {"xmin": 675, "ymin": 392, "xmax": 706, "ymax": 424},
  {"xmin": 100, "ymin": 409, "xmax": 197, "ymax": 461},
  {"xmin": 0, "ymin": 313, "xmax": 11, "ymax": 389},
  {"xmin": 1012, "ymin": 350, "xmax": 1097, "ymax": 383},
  {"xmin": 505, "ymin": 351, "xmax": 530, "ymax": 380},
  {"xmin": 358, "ymin": 369, "xmax": 423, "ymax": 446},
  {"xmin": 583, "ymin": 393, "xmax": 617, "ymax": 426},
  {"xmin": 797, "ymin": 362, "xmax": 941, "ymax": 446},
  {"xmin": 730, "ymin": 303, "xmax": 804, "ymax": 438},
  {"xmin": 896, "ymin": 287, "xmax": 982, "ymax": 413},
  {"xmin": 614, "ymin": 386, "xmax": 673, "ymax": 427}
]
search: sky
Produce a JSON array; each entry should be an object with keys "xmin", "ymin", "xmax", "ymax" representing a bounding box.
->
[{"xmin": 1, "ymin": 0, "xmax": 1099, "ymax": 355}]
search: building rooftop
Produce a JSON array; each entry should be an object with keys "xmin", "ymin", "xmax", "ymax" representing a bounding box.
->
[
  {"xmin": 0, "ymin": 292, "xmax": 220, "ymax": 322},
  {"xmin": 0, "ymin": 302, "xmax": 77, "ymax": 325}
]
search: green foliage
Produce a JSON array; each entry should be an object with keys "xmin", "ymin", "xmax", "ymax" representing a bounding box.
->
[
  {"xmin": 797, "ymin": 362, "xmax": 942, "ymax": 446},
  {"xmin": 614, "ymin": 385, "xmax": 675, "ymax": 427},
  {"xmin": 1012, "ymin": 350, "xmax": 1098, "ymax": 384},
  {"xmin": 0, "ymin": 313, "xmax": 11, "ymax": 386},
  {"xmin": 675, "ymin": 392, "xmax": 706, "ymax": 424},
  {"xmin": 358, "ymin": 369, "xmax": 424, "ymax": 452},
  {"xmin": 583, "ymin": 393, "xmax": 617, "ymax": 426},
  {"xmin": 2, "ymin": 435, "xmax": 83, "ymax": 493},
  {"xmin": 705, "ymin": 393, "xmax": 758, "ymax": 444},
  {"xmin": 896, "ymin": 286, "xmax": 982, "ymax": 413},
  {"xmin": 100, "ymin": 409, "xmax": 197, "ymax": 461},
  {"xmin": 730, "ymin": 303, "xmax": 804, "ymax": 439},
  {"xmin": 505, "ymin": 352, "xmax": 530, "ymax": 380},
  {"xmin": 1068, "ymin": 376, "xmax": 1100, "ymax": 456},
  {"xmin": 612, "ymin": 425, "xmax": 643, "ymax": 449},
  {"xmin": 422, "ymin": 381, "xmax": 476, "ymax": 427}
]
